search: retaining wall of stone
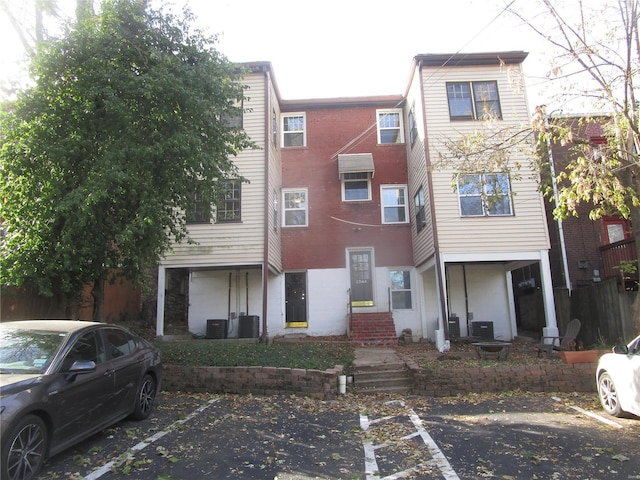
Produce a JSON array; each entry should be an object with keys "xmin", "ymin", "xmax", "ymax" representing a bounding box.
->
[
  {"xmin": 162, "ymin": 364, "xmax": 345, "ymax": 399},
  {"xmin": 406, "ymin": 361, "xmax": 597, "ymax": 397},
  {"xmin": 162, "ymin": 361, "xmax": 597, "ymax": 398}
]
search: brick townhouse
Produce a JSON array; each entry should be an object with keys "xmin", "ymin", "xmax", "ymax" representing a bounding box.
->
[{"xmin": 155, "ymin": 51, "xmax": 560, "ymax": 348}]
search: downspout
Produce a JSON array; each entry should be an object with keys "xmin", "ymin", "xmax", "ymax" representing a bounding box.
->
[
  {"xmin": 418, "ymin": 60, "xmax": 449, "ymax": 348},
  {"xmin": 546, "ymin": 116, "xmax": 572, "ymax": 294},
  {"xmin": 261, "ymin": 66, "xmax": 271, "ymax": 342}
]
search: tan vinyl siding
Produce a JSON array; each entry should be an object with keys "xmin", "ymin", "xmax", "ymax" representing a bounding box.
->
[
  {"xmin": 162, "ymin": 72, "xmax": 269, "ymax": 266},
  {"xmin": 266, "ymin": 73, "xmax": 283, "ymax": 272},
  {"xmin": 405, "ymin": 70, "xmax": 436, "ymax": 266},
  {"xmin": 422, "ymin": 64, "xmax": 550, "ymax": 254}
]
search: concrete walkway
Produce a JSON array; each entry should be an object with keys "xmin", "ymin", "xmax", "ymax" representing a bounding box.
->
[{"xmin": 351, "ymin": 347, "xmax": 404, "ymax": 368}]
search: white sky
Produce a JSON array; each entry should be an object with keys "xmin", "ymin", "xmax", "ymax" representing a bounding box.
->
[{"xmin": 0, "ymin": 0, "xmax": 589, "ymax": 109}]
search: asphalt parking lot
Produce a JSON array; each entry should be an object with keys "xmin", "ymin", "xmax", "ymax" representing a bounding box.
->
[{"xmin": 38, "ymin": 391, "xmax": 640, "ymax": 480}]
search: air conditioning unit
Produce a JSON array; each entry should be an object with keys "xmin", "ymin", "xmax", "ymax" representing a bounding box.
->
[
  {"xmin": 206, "ymin": 319, "xmax": 228, "ymax": 339},
  {"xmin": 239, "ymin": 315, "xmax": 259, "ymax": 338}
]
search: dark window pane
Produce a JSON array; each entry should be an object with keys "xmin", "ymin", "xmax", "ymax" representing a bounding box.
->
[
  {"xmin": 460, "ymin": 197, "xmax": 484, "ymax": 216},
  {"xmin": 392, "ymin": 291, "xmax": 412, "ymax": 309},
  {"xmin": 447, "ymin": 83, "xmax": 473, "ymax": 119},
  {"xmin": 344, "ymin": 181, "xmax": 369, "ymax": 200},
  {"xmin": 473, "ymin": 81, "xmax": 501, "ymax": 119}
]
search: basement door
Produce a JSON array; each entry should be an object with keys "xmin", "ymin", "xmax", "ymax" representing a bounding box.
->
[
  {"xmin": 349, "ymin": 250, "xmax": 374, "ymax": 306},
  {"xmin": 285, "ymin": 272, "xmax": 308, "ymax": 327}
]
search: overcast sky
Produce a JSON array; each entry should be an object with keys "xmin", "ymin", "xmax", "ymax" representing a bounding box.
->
[
  {"xmin": 0, "ymin": 0, "xmax": 597, "ymax": 110},
  {"xmin": 174, "ymin": 0, "xmax": 552, "ymax": 105}
]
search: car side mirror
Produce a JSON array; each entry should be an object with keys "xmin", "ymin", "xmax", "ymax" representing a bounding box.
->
[
  {"xmin": 612, "ymin": 345, "xmax": 629, "ymax": 354},
  {"xmin": 65, "ymin": 360, "xmax": 96, "ymax": 381}
]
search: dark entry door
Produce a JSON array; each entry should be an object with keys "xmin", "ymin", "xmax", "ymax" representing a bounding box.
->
[
  {"xmin": 349, "ymin": 250, "xmax": 374, "ymax": 306},
  {"xmin": 285, "ymin": 272, "xmax": 307, "ymax": 327}
]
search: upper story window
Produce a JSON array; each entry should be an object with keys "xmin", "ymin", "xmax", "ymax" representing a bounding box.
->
[
  {"xmin": 222, "ymin": 98, "xmax": 243, "ymax": 129},
  {"xmin": 282, "ymin": 113, "xmax": 306, "ymax": 147},
  {"xmin": 217, "ymin": 179, "xmax": 242, "ymax": 223},
  {"xmin": 447, "ymin": 81, "xmax": 502, "ymax": 120},
  {"xmin": 343, "ymin": 172, "xmax": 371, "ymax": 201},
  {"xmin": 187, "ymin": 184, "xmax": 213, "ymax": 224},
  {"xmin": 273, "ymin": 190, "xmax": 278, "ymax": 231},
  {"xmin": 377, "ymin": 109, "xmax": 404, "ymax": 144},
  {"xmin": 414, "ymin": 187, "xmax": 426, "ymax": 233},
  {"xmin": 458, "ymin": 173, "xmax": 512, "ymax": 217},
  {"xmin": 272, "ymin": 109, "xmax": 278, "ymax": 146},
  {"xmin": 381, "ymin": 185, "xmax": 409, "ymax": 224},
  {"xmin": 408, "ymin": 104, "xmax": 418, "ymax": 146},
  {"xmin": 283, "ymin": 188, "xmax": 308, "ymax": 227}
]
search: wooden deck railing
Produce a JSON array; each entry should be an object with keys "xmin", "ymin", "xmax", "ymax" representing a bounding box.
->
[{"xmin": 599, "ymin": 237, "xmax": 638, "ymax": 285}]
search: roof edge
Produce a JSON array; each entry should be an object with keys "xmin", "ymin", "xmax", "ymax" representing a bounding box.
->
[
  {"xmin": 415, "ymin": 51, "xmax": 529, "ymax": 67},
  {"xmin": 280, "ymin": 95, "xmax": 405, "ymax": 110}
]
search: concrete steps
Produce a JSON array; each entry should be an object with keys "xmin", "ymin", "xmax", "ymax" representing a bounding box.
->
[{"xmin": 352, "ymin": 361, "xmax": 412, "ymax": 394}]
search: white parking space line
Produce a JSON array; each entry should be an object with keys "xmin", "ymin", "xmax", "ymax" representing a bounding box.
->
[
  {"xmin": 360, "ymin": 400, "xmax": 460, "ymax": 480},
  {"xmin": 84, "ymin": 397, "xmax": 220, "ymax": 480},
  {"xmin": 551, "ymin": 396, "xmax": 623, "ymax": 429}
]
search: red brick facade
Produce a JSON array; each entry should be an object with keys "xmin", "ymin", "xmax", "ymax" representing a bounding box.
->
[{"xmin": 281, "ymin": 101, "xmax": 413, "ymax": 271}]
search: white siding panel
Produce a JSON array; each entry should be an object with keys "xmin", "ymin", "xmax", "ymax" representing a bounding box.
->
[
  {"xmin": 162, "ymin": 72, "xmax": 269, "ymax": 267},
  {"xmin": 405, "ymin": 69, "xmax": 436, "ymax": 267},
  {"xmin": 266, "ymin": 77, "xmax": 283, "ymax": 272},
  {"xmin": 421, "ymin": 64, "xmax": 550, "ymax": 254}
]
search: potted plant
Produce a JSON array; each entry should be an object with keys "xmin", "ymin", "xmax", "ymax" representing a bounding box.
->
[{"xmin": 559, "ymin": 336, "xmax": 611, "ymax": 364}]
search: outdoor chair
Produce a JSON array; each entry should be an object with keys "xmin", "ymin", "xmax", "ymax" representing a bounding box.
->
[{"xmin": 535, "ymin": 318, "xmax": 581, "ymax": 358}]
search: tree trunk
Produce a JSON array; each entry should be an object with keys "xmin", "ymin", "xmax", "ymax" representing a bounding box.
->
[{"xmin": 92, "ymin": 276, "xmax": 104, "ymax": 322}]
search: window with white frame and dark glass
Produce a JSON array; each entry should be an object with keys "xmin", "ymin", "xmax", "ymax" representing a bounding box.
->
[
  {"xmin": 458, "ymin": 173, "xmax": 512, "ymax": 217},
  {"xmin": 342, "ymin": 172, "xmax": 371, "ymax": 201},
  {"xmin": 414, "ymin": 187, "xmax": 426, "ymax": 233},
  {"xmin": 282, "ymin": 189, "xmax": 308, "ymax": 226},
  {"xmin": 273, "ymin": 190, "xmax": 278, "ymax": 231},
  {"xmin": 222, "ymin": 98, "xmax": 243, "ymax": 129},
  {"xmin": 381, "ymin": 185, "xmax": 408, "ymax": 223},
  {"xmin": 446, "ymin": 81, "xmax": 501, "ymax": 120},
  {"xmin": 217, "ymin": 179, "xmax": 242, "ymax": 222},
  {"xmin": 272, "ymin": 109, "xmax": 278, "ymax": 146},
  {"xmin": 377, "ymin": 109, "xmax": 404, "ymax": 144},
  {"xmin": 408, "ymin": 104, "xmax": 418, "ymax": 146},
  {"xmin": 390, "ymin": 270, "xmax": 412, "ymax": 309},
  {"xmin": 282, "ymin": 113, "xmax": 306, "ymax": 147},
  {"xmin": 187, "ymin": 183, "xmax": 213, "ymax": 224}
]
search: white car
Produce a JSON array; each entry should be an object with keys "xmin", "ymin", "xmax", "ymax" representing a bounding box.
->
[{"xmin": 596, "ymin": 334, "xmax": 640, "ymax": 417}]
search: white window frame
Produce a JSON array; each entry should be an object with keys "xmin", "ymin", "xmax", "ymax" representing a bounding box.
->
[
  {"xmin": 446, "ymin": 81, "xmax": 502, "ymax": 120},
  {"xmin": 408, "ymin": 104, "xmax": 418, "ymax": 146},
  {"xmin": 389, "ymin": 269, "xmax": 413, "ymax": 310},
  {"xmin": 282, "ymin": 188, "xmax": 308, "ymax": 227},
  {"xmin": 342, "ymin": 172, "xmax": 372, "ymax": 202},
  {"xmin": 376, "ymin": 109, "xmax": 404, "ymax": 144},
  {"xmin": 457, "ymin": 173, "xmax": 513, "ymax": 217},
  {"xmin": 414, "ymin": 186, "xmax": 426, "ymax": 233},
  {"xmin": 380, "ymin": 185, "xmax": 409, "ymax": 224},
  {"xmin": 282, "ymin": 112, "xmax": 306, "ymax": 147}
]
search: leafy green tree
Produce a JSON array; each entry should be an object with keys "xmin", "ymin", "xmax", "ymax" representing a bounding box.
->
[{"xmin": 0, "ymin": 0, "xmax": 253, "ymax": 319}]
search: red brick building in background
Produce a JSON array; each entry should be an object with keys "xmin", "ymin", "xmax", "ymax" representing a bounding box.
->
[
  {"xmin": 544, "ymin": 116, "xmax": 636, "ymax": 292},
  {"xmin": 280, "ymin": 97, "xmax": 414, "ymax": 343}
]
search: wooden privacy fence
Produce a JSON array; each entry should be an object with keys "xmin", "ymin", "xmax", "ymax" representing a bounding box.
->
[{"xmin": 554, "ymin": 278, "xmax": 637, "ymax": 347}]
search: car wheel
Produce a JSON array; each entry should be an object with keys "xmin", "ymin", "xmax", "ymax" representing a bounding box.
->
[
  {"xmin": 598, "ymin": 371, "xmax": 624, "ymax": 417},
  {"xmin": 131, "ymin": 373, "xmax": 156, "ymax": 420},
  {"xmin": 1, "ymin": 415, "xmax": 47, "ymax": 480}
]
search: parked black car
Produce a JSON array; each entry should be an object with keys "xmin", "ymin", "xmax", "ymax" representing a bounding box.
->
[{"xmin": 0, "ymin": 320, "xmax": 162, "ymax": 480}]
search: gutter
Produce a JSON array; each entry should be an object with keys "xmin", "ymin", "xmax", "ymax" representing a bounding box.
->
[{"xmin": 261, "ymin": 66, "xmax": 271, "ymax": 342}]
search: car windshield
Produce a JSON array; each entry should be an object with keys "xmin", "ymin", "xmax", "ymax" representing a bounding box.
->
[{"xmin": 0, "ymin": 328, "xmax": 68, "ymax": 374}]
